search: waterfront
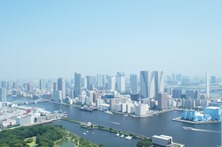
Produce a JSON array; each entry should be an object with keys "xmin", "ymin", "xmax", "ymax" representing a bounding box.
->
[{"xmin": 8, "ymin": 97, "xmax": 221, "ymax": 147}]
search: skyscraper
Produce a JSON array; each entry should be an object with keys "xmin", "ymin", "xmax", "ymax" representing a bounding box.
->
[
  {"xmin": 154, "ymin": 71, "xmax": 164, "ymax": 97},
  {"xmin": 53, "ymin": 82, "xmax": 58, "ymax": 91},
  {"xmin": 1, "ymin": 81, "xmax": 7, "ymax": 88},
  {"xmin": 86, "ymin": 75, "xmax": 94, "ymax": 90},
  {"xmin": 140, "ymin": 70, "xmax": 157, "ymax": 98},
  {"xmin": 157, "ymin": 93, "xmax": 169, "ymax": 110},
  {"xmin": 130, "ymin": 74, "xmax": 138, "ymax": 94},
  {"xmin": 97, "ymin": 74, "xmax": 104, "ymax": 88},
  {"xmin": 0, "ymin": 88, "xmax": 7, "ymax": 102},
  {"xmin": 39, "ymin": 79, "xmax": 46, "ymax": 90},
  {"xmin": 149, "ymin": 71, "xmax": 155, "ymax": 98},
  {"xmin": 74, "ymin": 72, "xmax": 82, "ymax": 98},
  {"xmin": 206, "ymin": 72, "xmax": 210, "ymax": 98},
  {"xmin": 108, "ymin": 76, "xmax": 115, "ymax": 91},
  {"xmin": 58, "ymin": 78, "xmax": 66, "ymax": 99},
  {"xmin": 140, "ymin": 71, "xmax": 149, "ymax": 98},
  {"xmin": 116, "ymin": 72, "xmax": 126, "ymax": 93}
]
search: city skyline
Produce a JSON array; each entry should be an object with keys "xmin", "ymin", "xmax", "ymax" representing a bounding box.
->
[{"xmin": 1, "ymin": 1, "xmax": 222, "ymax": 80}]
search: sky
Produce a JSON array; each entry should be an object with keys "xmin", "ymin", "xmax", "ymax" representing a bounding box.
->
[{"xmin": 0, "ymin": 0, "xmax": 222, "ymax": 80}]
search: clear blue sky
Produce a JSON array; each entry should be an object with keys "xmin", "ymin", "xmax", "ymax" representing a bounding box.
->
[{"xmin": 0, "ymin": 0, "xmax": 221, "ymax": 80}]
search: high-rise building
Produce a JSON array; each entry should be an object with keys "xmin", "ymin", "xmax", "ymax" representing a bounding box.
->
[
  {"xmin": 108, "ymin": 76, "xmax": 115, "ymax": 91},
  {"xmin": 130, "ymin": 74, "xmax": 138, "ymax": 94},
  {"xmin": 172, "ymin": 89, "xmax": 182, "ymax": 98},
  {"xmin": 97, "ymin": 74, "xmax": 104, "ymax": 88},
  {"xmin": 140, "ymin": 71, "xmax": 155, "ymax": 98},
  {"xmin": 58, "ymin": 78, "xmax": 66, "ymax": 99},
  {"xmin": 86, "ymin": 76, "xmax": 94, "ymax": 90},
  {"xmin": 39, "ymin": 79, "xmax": 46, "ymax": 90},
  {"xmin": 0, "ymin": 88, "xmax": 7, "ymax": 102},
  {"xmin": 185, "ymin": 90, "xmax": 200, "ymax": 99},
  {"xmin": 140, "ymin": 71, "xmax": 149, "ymax": 98},
  {"xmin": 1, "ymin": 81, "xmax": 7, "ymax": 88},
  {"xmin": 149, "ymin": 71, "xmax": 155, "ymax": 98},
  {"xmin": 154, "ymin": 71, "xmax": 164, "ymax": 97},
  {"xmin": 82, "ymin": 77, "xmax": 87, "ymax": 89},
  {"xmin": 53, "ymin": 90, "xmax": 62, "ymax": 102},
  {"xmin": 12, "ymin": 82, "xmax": 18, "ymax": 90},
  {"xmin": 53, "ymin": 82, "xmax": 58, "ymax": 91},
  {"xmin": 206, "ymin": 72, "xmax": 210, "ymax": 98},
  {"xmin": 116, "ymin": 72, "xmax": 126, "ymax": 93},
  {"xmin": 157, "ymin": 93, "xmax": 169, "ymax": 110},
  {"xmin": 74, "ymin": 72, "xmax": 82, "ymax": 98}
]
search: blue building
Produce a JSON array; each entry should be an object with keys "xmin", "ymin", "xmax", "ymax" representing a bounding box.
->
[
  {"xmin": 181, "ymin": 110, "xmax": 211, "ymax": 122},
  {"xmin": 204, "ymin": 106, "xmax": 221, "ymax": 121}
]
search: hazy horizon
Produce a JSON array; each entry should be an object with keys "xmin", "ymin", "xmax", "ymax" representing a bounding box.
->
[{"xmin": 1, "ymin": 1, "xmax": 221, "ymax": 80}]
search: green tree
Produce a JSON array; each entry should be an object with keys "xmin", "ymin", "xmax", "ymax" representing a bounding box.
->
[{"xmin": 136, "ymin": 138, "xmax": 152, "ymax": 147}]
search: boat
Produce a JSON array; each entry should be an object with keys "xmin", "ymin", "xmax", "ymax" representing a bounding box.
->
[
  {"xmin": 125, "ymin": 136, "xmax": 132, "ymax": 140},
  {"xmin": 83, "ymin": 132, "xmax": 86, "ymax": 135},
  {"xmin": 120, "ymin": 134, "xmax": 124, "ymax": 138},
  {"xmin": 123, "ymin": 114, "xmax": 128, "ymax": 117},
  {"xmin": 104, "ymin": 110, "xmax": 113, "ymax": 115},
  {"xmin": 183, "ymin": 126, "xmax": 193, "ymax": 130},
  {"xmin": 116, "ymin": 133, "xmax": 120, "ymax": 136},
  {"xmin": 80, "ymin": 106, "xmax": 93, "ymax": 112},
  {"xmin": 86, "ymin": 131, "xmax": 89, "ymax": 133}
]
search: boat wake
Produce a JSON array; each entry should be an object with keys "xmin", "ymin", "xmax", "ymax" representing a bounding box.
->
[
  {"xmin": 183, "ymin": 126, "xmax": 220, "ymax": 133},
  {"xmin": 108, "ymin": 121, "xmax": 120, "ymax": 125}
]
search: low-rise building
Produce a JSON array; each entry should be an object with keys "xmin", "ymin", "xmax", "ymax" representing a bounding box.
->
[
  {"xmin": 152, "ymin": 135, "xmax": 173, "ymax": 147},
  {"xmin": 18, "ymin": 115, "xmax": 34, "ymax": 126}
]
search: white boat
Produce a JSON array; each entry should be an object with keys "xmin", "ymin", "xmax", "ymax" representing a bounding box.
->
[
  {"xmin": 83, "ymin": 132, "xmax": 86, "ymax": 135},
  {"xmin": 125, "ymin": 136, "xmax": 132, "ymax": 140},
  {"xmin": 86, "ymin": 131, "xmax": 89, "ymax": 133},
  {"xmin": 116, "ymin": 133, "xmax": 120, "ymax": 136},
  {"xmin": 120, "ymin": 134, "xmax": 124, "ymax": 138},
  {"xmin": 123, "ymin": 114, "xmax": 128, "ymax": 117},
  {"xmin": 104, "ymin": 110, "xmax": 113, "ymax": 115}
]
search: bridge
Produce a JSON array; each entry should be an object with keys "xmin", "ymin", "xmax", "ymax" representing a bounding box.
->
[{"xmin": 11, "ymin": 98, "xmax": 49, "ymax": 105}]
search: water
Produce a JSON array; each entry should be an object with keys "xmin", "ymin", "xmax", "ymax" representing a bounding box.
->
[
  {"xmin": 52, "ymin": 120, "xmax": 138, "ymax": 147},
  {"xmin": 60, "ymin": 141, "xmax": 75, "ymax": 147},
  {"xmin": 8, "ymin": 97, "xmax": 221, "ymax": 147}
]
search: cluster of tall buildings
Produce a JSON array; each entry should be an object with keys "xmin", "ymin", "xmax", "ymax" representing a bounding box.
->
[
  {"xmin": 51, "ymin": 70, "xmax": 165, "ymax": 105},
  {"xmin": 2, "ymin": 71, "xmax": 218, "ymax": 114}
]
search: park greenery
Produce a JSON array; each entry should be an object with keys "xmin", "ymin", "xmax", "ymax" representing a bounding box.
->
[
  {"xmin": 136, "ymin": 138, "xmax": 152, "ymax": 147},
  {"xmin": 0, "ymin": 124, "xmax": 98, "ymax": 147}
]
